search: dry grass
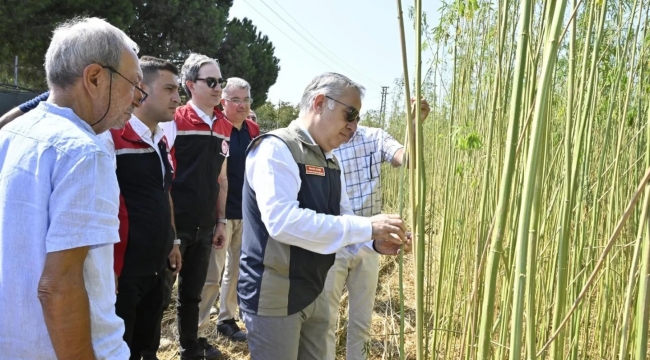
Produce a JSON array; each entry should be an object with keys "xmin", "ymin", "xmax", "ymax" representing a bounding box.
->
[{"xmin": 156, "ymin": 254, "xmax": 420, "ymax": 360}]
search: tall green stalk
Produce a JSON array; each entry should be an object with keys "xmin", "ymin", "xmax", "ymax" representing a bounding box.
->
[
  {"xmin": 394, "ymin": 0, "xmax": 413, "ymax": 358},
  {"xmin": 633, "ymin": 102, "xmax": 650, "ymax": 360},
  {"xmin": 477, "ymin": 0, "xmax": 533, "ymax": 357}
]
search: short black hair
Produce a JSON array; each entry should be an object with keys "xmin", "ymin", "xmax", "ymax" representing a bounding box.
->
[{"xmin": 139, "ymin": 56, "xmax": 179, "ymax": 85}]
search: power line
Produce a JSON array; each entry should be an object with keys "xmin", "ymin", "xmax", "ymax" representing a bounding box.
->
[
  {"xmin": 269, "ymin": 0, "xmax": 382, "ymax": 86},
  {"xmin": 257, "ymin": 0, "xmax": 383, "ymax": 88},
  {"xmin": 241, "ymin": 0, "xmax": 345, "ymax": 73}
]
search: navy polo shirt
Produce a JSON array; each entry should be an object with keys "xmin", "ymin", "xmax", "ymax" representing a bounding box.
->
[{"xmin": 226, "ymin": 121, "xmax": 253, "ymax": 219}]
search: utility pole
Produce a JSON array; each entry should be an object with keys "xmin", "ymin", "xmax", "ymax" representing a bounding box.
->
[
  {"xmin": 379, "ymin": 86, "xmax": 389, "ymax": 128},
  {"xmin": 14, "ymin": 56, "xmax": 18, "ymax": 87}
]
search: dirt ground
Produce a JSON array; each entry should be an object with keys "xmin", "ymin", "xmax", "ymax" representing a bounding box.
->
[{"xmin": 156, "ymin": 254, "xmax": 418, "ymax": 360}]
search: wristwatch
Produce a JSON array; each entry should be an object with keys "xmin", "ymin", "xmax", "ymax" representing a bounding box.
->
[
  {"xmin": 217, "ymin": 218, "xmax": 227, "ymax": 225},
  {"xmin": 173, "ymin": 239, "xmax": 181, "ymax": 246}
]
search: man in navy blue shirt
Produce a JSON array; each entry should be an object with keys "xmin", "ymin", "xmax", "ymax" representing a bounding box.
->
[
  {"xmin": 197, "ymin": 77, "xmax": 259, "ymax": 343},
  {"xmin": 0, "ymin": 91, "xmax": 50, "ymax": 128}
]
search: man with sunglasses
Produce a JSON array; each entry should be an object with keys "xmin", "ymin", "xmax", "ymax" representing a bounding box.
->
[
  {"xmin": 324, "ymin": 97, "xmax": 430, "ymax": 360},
  {"xmin": 238, "ymin": 72, "xmax": 412, "ymax": 360},
  {"xmin": 0, "ymin": 17, "xmax": 142, "ymax": 359},
  {"xmin": 198, "ymin": 77, "xmax": 259, "ymax": 343},
  {"xmin": 158, "ymin": 53, "xmax": 230, "ymax": 360}
]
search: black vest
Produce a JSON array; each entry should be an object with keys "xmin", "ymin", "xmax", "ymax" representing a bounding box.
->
[{"xmin": 112, "ymin": 124, "xmax": 173, "ymax": 277}]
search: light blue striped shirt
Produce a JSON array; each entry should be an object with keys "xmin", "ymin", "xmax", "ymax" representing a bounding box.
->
[{"xmin": 0, "ymin": 102, "xmax": 129, "ymax": 359}]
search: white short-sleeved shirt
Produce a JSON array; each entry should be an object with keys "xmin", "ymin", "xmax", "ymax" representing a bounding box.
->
[{"xmin": 0, "ymin": 102, "xmax": 129, "ymax": 359}]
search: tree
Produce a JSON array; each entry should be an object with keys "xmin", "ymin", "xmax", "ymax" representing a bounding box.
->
[
  {"xmin": 216, "ymin": 18, "xmax": 280, "ymax": 107},
  {"xmin": 0, "ymin": 0, "xmax": 279, "ymax": 101},
  {"xmin": 254, "ymin": 100, "xmax": 299, "ymax": 132},
  {"xmin": 0, "ymin": 0, "xmax": 133, "ymax": 89},
  {"xmin": 126, "ymin": 0, "xmax": 232, "ymax": 64}
]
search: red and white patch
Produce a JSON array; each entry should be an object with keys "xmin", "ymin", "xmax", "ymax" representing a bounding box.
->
[
  {"xmin": 305, "ymin": 165, "xmax": 325, "ymax": 176},
  {"xmin": 221, "ymin": 141, "xmax": 229, "ymax": 156},
  {"xmin": 167, "ymin": 153, "xmax": 175, "ymax": 172}
]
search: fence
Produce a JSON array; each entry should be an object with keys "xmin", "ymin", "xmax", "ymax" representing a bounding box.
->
[{"xmin": 0, "ymin": 87, "xmax": 41, "ymax": 116}]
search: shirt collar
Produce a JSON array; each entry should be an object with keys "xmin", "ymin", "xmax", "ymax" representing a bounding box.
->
[
  {"xmin": 231, "ymin": 119, "xmax": 248, "ymax": 132},
  {"xmin": 128, "ymin": 114, "xmax": 164, "ymax": 144},
  {"xmin": 346, "ymin": 125, "xmax": 365, "ymax": 143},
  {"xmin": 38, "ymin": 102, "xmax": 95, "ymax": 135},
  {"xmin": 189, "ymin": 100, "xmax": 215, "ymax": 124},
  {"xmin": 295, "ymin": 121, "xmax": 333, "ymax": 159}
]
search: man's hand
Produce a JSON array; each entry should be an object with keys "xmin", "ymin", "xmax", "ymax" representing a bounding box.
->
[
  {"xmin": 374, "ymin": 232, "xmax": 413, "ymax": 255},
  {"xmin": 212, "ymin": 223, "xmax": 226, "ymax": 249},
  {"xmin": 168, "ymin": 245, "xmax": 182, "ymax": 276},
  {"xmin": 411, "ymin": 98, "xmax": 431, "ymax": 123},
  {"xmin": 370, "ymin": 214, "xmax": 407, "ymax": 245}
]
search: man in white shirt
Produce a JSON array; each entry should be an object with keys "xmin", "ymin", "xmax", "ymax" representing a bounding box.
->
[
  {"xmin": 198, "ymin": 78, "xmax": 260, "ymax": 343},
  {"xmin": 0, "ymin": 17, "xmax": 143, "ymax": 359},
  {"xmin": 99, "ymin": 56, "xmax": 183, "ymax": 360},
  {"xmin": 325, "ymin": 99, "xmax": 430, "ymax": 360},
  {"xmin": 238, "ymin": 72, "xmax": 411, "ymax": 360},
  {"xmin": 158, "ymin": 53, "xmax": 230, "ymax": 360}
]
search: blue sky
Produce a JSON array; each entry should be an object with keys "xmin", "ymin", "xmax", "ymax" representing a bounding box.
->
[{"xmin": 228, "ymin": 0, "xmax": 441, "ymax": 115}]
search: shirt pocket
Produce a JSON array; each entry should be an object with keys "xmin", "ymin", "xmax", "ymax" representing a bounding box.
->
[{"xmin": 365, "ymin": 151, "xmax": 382, "ymax": 180}]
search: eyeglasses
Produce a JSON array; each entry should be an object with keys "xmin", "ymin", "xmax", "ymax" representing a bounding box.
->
[
  {"xmin": 325, "ymin": 95, "xmax": 360, "ymax": 122},
  {"xmin": 224, "ymin": 97, "xmax": 254, "ymax": 106},
  {"xmin": 248, "ymin": 116, "xmax": 257, "ymax": 121},
  {"xmin": 196, "ymin": 77, "xmax": 227, "ymax": 89},
  {"xmin": 101, "ymin": 66, "xmax": 148, "ymax": 104}
]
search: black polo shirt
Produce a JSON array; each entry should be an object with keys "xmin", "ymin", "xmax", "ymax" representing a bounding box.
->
[{"xmin": 226, "ymin": 121, "xmax": 253, "ymax": 220}]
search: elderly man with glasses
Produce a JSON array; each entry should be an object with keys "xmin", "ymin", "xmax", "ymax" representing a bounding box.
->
[
  {"xmin": 237, "ymin": 72, "xmax": 412, "ymax": 360},
  {"xmin": 158, "ymin": 53, "xmax": 230, "ymax": 360},
  {"xmin": 0, "ymin": 17, "xmax": 143, "ymax": 359},
  {"xmin": 197, "ymin": 77, "xmax": 260, "ymax": 343}
]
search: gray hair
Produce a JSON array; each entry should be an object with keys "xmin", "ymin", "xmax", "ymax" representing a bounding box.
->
[
  {"xmin": 45, "ymin": 17, "xmax": 139, "ymax": 89},
  {"xmin": 298, "ymin": 72, "xmax": 365, "ymax": 115},
  {"xmin": 181, "ymin": 53, "xmax": 220, "ymax": 97},
  {"xmin": 223, "ymin": 77, "xmax": 251, "ymax": 98}
]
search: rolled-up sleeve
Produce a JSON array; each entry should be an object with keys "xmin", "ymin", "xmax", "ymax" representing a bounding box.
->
[
  {"xmin": 46, "ymin": 152, "xmax": 120, "ymax": 253},
  {"xmin": 246, "ymin": 136, "xmax": 372, "ymax": 254},
  {"xmin": 380, "ymin": 129, "xmax": 404, "ymax": 165}
]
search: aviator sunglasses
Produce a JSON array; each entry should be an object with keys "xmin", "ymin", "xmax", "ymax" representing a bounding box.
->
[{"xmin": 325, "ymin": 95, "xmax": 360, "ymax": 122}]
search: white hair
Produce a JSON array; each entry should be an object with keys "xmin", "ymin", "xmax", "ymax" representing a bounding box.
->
[
  {"xmin": 45, "ymin": 17, "xmax": 139, "ymax": 89},
  {"xmin": 223, "ymin": 77, "xmax": 251, "ymax": 98},
  {"xmin": 298, "ymin": 72, "xmax": 365, "ymax": 115},
  {"xmin": 181, "ymin": 53, "xmax": 220, "ymax": 97}
]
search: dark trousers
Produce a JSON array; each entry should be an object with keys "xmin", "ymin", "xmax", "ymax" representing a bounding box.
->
[
  {"xmin": 141, "ymin": 269, "xmax": 174, "ymax": 359},
  {"xmin": 140, "ymin": 227, "xmax": 213, "ymax": 357},
  {"xmin": 115, "ymin": 271, "xmax": 166, "ymax": 360},
  {"xmin": 176, "ymin": 227, "xmax": 214, "ymax": 355}
]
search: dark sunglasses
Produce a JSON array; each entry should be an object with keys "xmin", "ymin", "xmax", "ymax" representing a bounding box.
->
[
  {"xmin": 102, "ymin": 66, "xmax": 148, "ymax": 104},
  {"xmin": 325, "ymin": 95, "xmax": 360, "ymax": 122},
  {"xmin": 196, "ymin": 77, "xmax": 227, "ymax": 89}
]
